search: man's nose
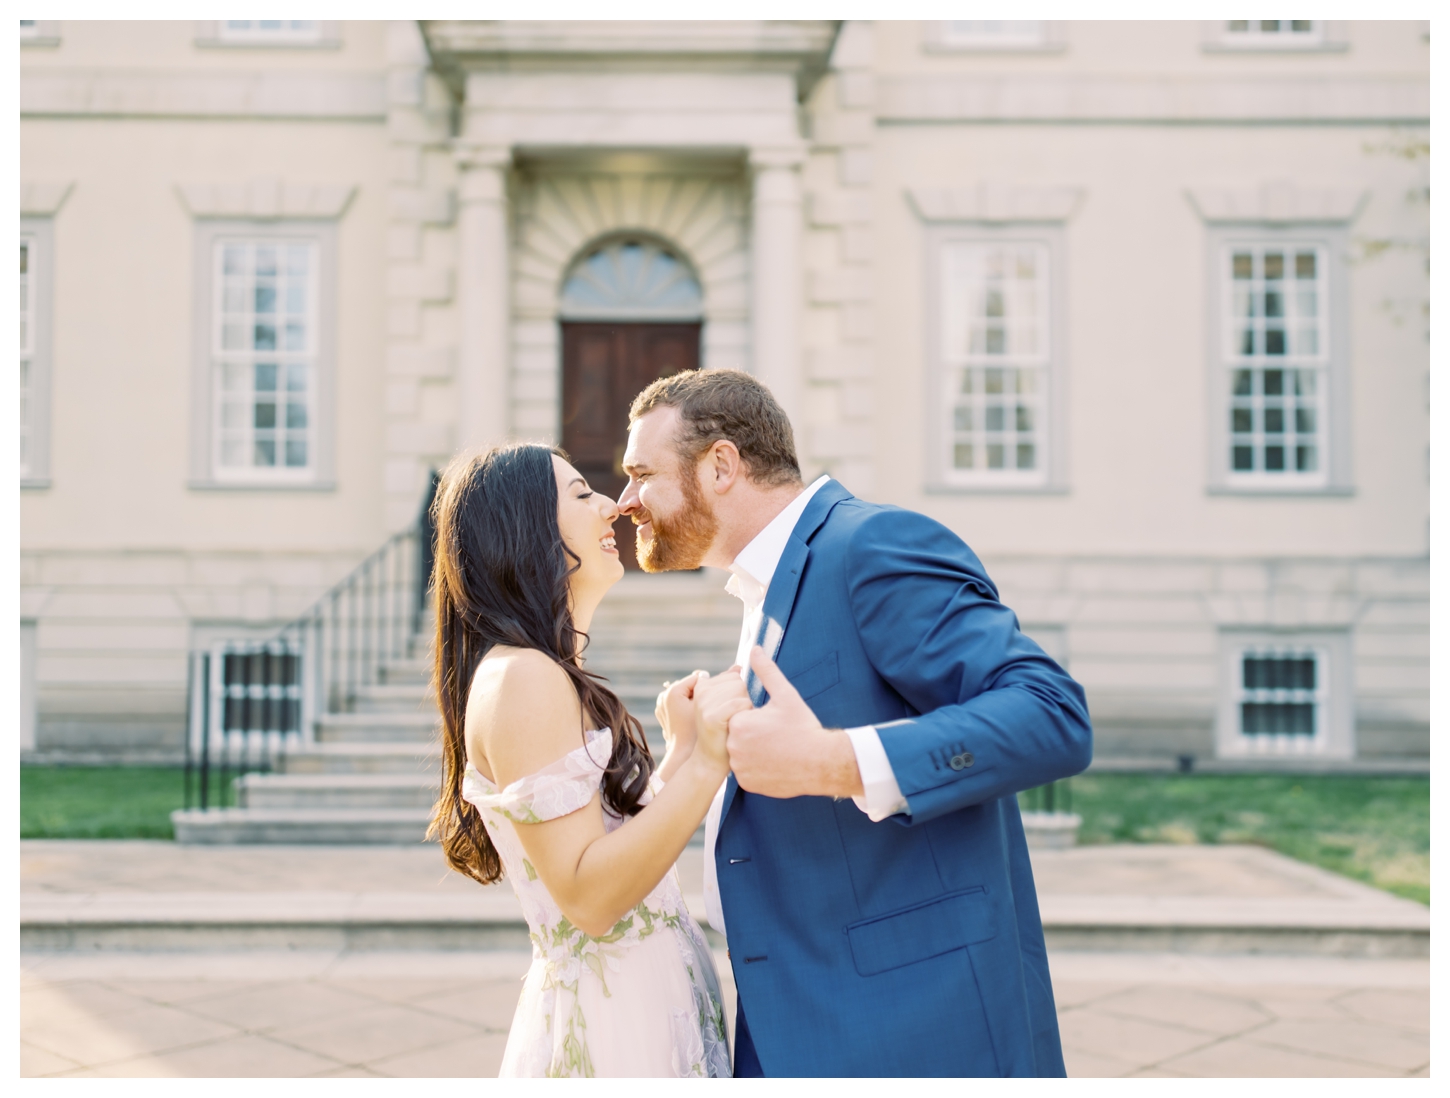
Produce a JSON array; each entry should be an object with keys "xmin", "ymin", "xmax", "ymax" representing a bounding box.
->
[{"xmin": 617, "ymin": 480, "xmax": 639, "ymax": 514}]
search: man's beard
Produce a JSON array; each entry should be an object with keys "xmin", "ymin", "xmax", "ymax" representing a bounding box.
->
[{"xmin": 635, "ymin": 470, "xmax": 718, "ymax": 572}]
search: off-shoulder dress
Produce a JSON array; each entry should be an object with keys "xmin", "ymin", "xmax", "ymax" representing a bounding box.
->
[{"xmin": 461, "ymin": 728, "xmax": 731, "ymax": 1078}]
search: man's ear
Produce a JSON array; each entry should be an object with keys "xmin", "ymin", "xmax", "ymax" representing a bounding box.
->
[{"xmin": 707, "ymin": 439, "xmax": 743, "ymax": 495}]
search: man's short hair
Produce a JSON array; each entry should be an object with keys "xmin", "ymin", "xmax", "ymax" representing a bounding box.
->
[{"xmin": 629, "ymin": 370, "xmax": 802, "ymax": 487}]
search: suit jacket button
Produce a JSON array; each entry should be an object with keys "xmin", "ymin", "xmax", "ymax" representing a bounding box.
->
[{"xmin": 950, "ymin": 755, "xmax": 966, "ymax": 770}]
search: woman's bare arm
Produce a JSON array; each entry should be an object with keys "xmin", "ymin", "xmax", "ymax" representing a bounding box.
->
[{"xmin": 467, "ymin": 649, "xmax": 742, "ymax": 937}]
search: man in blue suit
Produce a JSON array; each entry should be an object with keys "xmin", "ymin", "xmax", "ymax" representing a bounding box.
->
[{"xmin": 619, "ymin": 370, "xmax": 1092, "ymax": 1078}]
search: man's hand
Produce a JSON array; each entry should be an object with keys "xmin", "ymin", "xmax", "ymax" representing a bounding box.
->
[
  {"xmin": 692, "ymin": 668, "xmax": 752, "ymax": 774},
  {"xmin": 726, "ymin": 647, "xmax": 865, "ymax": 800}
]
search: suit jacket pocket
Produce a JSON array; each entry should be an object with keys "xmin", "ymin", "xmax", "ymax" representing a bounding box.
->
[
  {"xmin": 787, "ymin": 650, "xmax": 839, "ymax": 701},
  {"xmin": 846, "ymin": 886, "xmax": 996, "ymax": 977}
]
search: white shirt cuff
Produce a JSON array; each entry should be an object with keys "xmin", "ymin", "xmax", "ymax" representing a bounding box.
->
[{"xmin": 842, "ymin": 726, "xmax": 910, "ymax": 822}]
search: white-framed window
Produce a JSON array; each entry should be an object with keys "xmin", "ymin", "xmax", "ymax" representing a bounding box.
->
[
  {"xmin": 218, "ymin": 20, "xmax": 321, "ymax": 44},
  {"xmin": 20, "ymin": 236, "xmax": 35, "ymax": 477},
  {"xmin": 190, "ymin": 222, "xmax": 337, "ymax": 490},
  {"xmin": 1217, "ymin": 631, "xmax": 1353, "ymax": 759},
  {"xmin": 1204, "ymin": 20, "xmax": 1344, "ymax": 52},
  {"xmin": 19, "ymin": 219, "xmax": 54, "ymax": 487},
  {"xmin": 20, "ymin": 19, "xmax": 59, "ymax": 46},
  {"xmin": 195, "ymin": 20, "xmax": 338, "ymax": 49},
  {"xmin": 938, "ymin": 239, "xmax": 1053, "ymax": 488},
  {"xmin": 1225, "ymin": 20, "xmax": 1321, "ymax": 43},
  {"xmin": 1206, "ymin": 227, "xmax": 1349, "ymax": 494},
  {"xmin": 1224, "ymin": 243, "xmax": 1328, "ymax": 485},
  {"xmin": 212, "ymin": 239, "xmax": 318, "ymax": 480}
]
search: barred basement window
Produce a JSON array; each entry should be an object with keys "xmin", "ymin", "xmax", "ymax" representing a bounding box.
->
[
  {"xmin": 1225, "ymin": 244, "xmax": 1327, "ymax": 485},
  {"xmin": 212, "ymin": 239, "xmax": 318, "ymax": 481},
  {"xmin": 941, "ymin": 242, "xmax": 1050, "ymax": 486},
  {"xmin": 1236, "ymin": 647, "xmax": 1326, "ymax": 755},
  {"xmin": 219, "ymin": 647, "xmax": 302, "ymax": 737}
]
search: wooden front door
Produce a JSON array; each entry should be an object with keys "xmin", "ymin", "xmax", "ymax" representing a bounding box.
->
[{"xmin": 560, "ymin": 322, "xmax": 700, "ymax": 570}]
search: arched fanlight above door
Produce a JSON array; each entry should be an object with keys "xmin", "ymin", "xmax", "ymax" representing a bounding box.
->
[{"xmin": 558, "ymin": 237, "xmax": 703, "ymax": 322}]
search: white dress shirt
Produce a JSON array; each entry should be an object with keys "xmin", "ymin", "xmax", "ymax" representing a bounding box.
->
[{"xmin": 702, "ymin": 475, "xmax": 909, "ymax": 937}]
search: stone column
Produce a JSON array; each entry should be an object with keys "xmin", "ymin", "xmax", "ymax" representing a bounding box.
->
[
  {"xmin": 454, "ymin": 143, "xmax": 512, "ymax": 450},
  {"xmin": 749, "ymin": 147, "xmax": 806, "ymax": 434}
]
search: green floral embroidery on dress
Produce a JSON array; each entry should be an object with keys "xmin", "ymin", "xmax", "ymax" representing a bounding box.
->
[
  {"xmin": 460, "ymin": 731, "xmax": 731, "ymax": 1077},
  {"xmin": 498, "ymin": 803, "xmax": 543, "ymax": 824}
]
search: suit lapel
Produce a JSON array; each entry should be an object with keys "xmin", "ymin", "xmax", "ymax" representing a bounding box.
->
[{"xmin": 720, "ymin": 479, "xmax": 853, "ymax": 828}]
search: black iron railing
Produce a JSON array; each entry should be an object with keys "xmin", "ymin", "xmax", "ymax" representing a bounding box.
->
[
  {"xmin": 184, "ymin": 479, "xmax": 439, "ymax": 810},
  {"xmin": 1019, "ymin": 778, "xmax": 1073, "ymax": 815}
]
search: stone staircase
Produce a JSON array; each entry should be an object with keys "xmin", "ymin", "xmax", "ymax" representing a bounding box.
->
[
  {"xmin": 583, "ymin": 571, "xmax": 742, "ymax": 758},
  {"xmin": 172, "ymin": 571, "xmax": 740, "ymax": 844}
]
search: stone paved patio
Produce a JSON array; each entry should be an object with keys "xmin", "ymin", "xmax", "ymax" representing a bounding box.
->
[
  {"xmin": 20, "ymin": 948, "xmax": 1428, "ymax": 1077},
  {"xmin": 19, "ymin": 840, "xmax": 1431, "ymax": 1077}
]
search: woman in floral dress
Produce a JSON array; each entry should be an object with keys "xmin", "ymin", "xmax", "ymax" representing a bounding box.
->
[{"xmin": 426, "ymin": 443, "xmax": 748, "ymax": 1077}]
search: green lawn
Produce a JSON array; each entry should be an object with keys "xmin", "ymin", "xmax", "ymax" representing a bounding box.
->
[
  {"xmin": 1037, "ymin": 773, "xmax": 1430, "ymax": 906},
  {"xmin": 20, "ymin": 766, "xmax": 198, "ymax": 840},
  {"xmin": 23, "ymin": 767, "xmax": 1429, "ymax": 906}
]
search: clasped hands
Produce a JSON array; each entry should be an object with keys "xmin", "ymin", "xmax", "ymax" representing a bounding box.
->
[{"xmin": 655, "ymin": 647, "xmax": 863, "ymax": 800}]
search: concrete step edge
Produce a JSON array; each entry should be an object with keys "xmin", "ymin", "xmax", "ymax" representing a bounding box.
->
[
  {"xmin": 318, "ymin": 712, "xmax": 439, "ymax": 726},
  {"xmin": 286, "ymin": 743, "xmax": 440, "ymax": 755},
  {"xmin": 172, "ymin": 808, "xmax": 432, "ymax": 823}
]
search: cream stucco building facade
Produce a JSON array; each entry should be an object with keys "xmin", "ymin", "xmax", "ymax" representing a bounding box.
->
[{"xmin": 19, "ymin": 20, "xmax": 1430, "ymax": 767}]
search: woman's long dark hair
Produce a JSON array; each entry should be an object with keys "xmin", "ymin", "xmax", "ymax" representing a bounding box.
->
[{"xmin": 426, "ymin": 443, "xmax": 655, "ymax": 886}]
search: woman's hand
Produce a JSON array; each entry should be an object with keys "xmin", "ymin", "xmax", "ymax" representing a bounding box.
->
[
  {"xmin": 691, "ymin": 668, "xmax": 752, "ymax": 776},
  {"xmin": 655, "ymin": 671, "xmax": 706, "ymax": 782}
]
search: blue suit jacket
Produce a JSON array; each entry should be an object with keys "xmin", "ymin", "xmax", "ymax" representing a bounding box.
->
[{"xmin": 716, "ymin": 481, "xmax": 1092, "ymax": 1077}]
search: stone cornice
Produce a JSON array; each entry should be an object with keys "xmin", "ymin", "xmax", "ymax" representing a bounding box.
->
[
  {"xmin": 1186, "ymin": 182, "xmax": 1367, "ymax": 225},
  {"xmin": 908, "ymin": 184, "xmax": 1083, "ymax": 224},
  {"xmin": 749, "ymin": 145, "xmax": 809, "ymax": 171},
  {"xmin": 21, "ymin": 182, "xmax": 74, "ymax": 217},
  {"xmin": 175, "ymin": 179, "xmax": 357, "ymax": 220},
  {"xmin": 21, "ymin": 70, "xmax": 386, "ymax": 120},
  {"xmin": 423, "ymin": 19, "xmax": 838, "ymax": 59},
  {"xmin": 878, "ymin": 74, "xmax": 1428, "ymax": 124}
]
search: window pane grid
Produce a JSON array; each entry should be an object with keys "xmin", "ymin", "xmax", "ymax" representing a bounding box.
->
[
  {"xmin": 1225, "ymin": 244, "xmax": 1326, "ymax": 481},
  {"xmin": 19, "ymin": 238, "xmax": 34, "ymax": 475},
  {"xmin": 942, "ymin": 243, "xmax": 1049, "ymax": 483},
  {"xmin": 219, "ymin": 20, "xmax": 320, "ymax": 42},
  {"xmin": 1225, "ymin": 20, "xmax": 1318, "ymax": 36},
  {"xmin": 212, "ymin": 240, "xmax": 316, "ymax": 478},
  {"xmin": 1235, "ymin": 646, "xmax": 1327, "ymax": 756}
]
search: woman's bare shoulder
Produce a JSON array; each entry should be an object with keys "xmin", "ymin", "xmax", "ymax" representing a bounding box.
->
[{"xmin": 467, "ymin": 646, "xmax": 586, "ymax": 785}]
